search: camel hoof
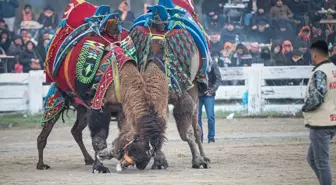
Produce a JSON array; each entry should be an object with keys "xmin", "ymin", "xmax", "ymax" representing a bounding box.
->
[
  {"xmin": 192, "ymin": 157, "xmax": 209, "ymax": 169},
  {"xmin": 85, "ymin": 158, "xmax": 95, "ymax": 165},
  {"xmin": 151, "ymin": 158, "xmax": 169, "ymax": 170},
  {"xmin": 92, "ymin": 164, "xmax": 110, "ymax": 174},
  {"xmin": 36, "ymin": 163, "xmax": 51, "ymax": 170}
]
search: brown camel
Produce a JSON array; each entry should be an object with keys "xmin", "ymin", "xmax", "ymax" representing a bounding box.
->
[{"xmin": 113, "ymin": 27, "xmax": 211, "ymax": 169}]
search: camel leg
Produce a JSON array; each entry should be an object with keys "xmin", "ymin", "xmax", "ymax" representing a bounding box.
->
[
  {"xmin": 71, "ymin": 105, "xmax": 94, "ymax": 165},
  {"xmin": 88, "ymin": 109, "xmax": 111, "ymax": 173},
  {"xmin": 172, "ymin": 91, "xmax": 209, "ymax": 169},
  {"xmin": 36, "ymin": 114, "xmax": 60, "ymax": 170},
  {"xmin": 188, "ymin": 85, "xmax": 211, "ymax": 163}
]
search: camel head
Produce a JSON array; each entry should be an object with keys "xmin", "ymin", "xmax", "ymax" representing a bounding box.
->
[{"xmin": 116, "ymin": 105, "xmax": 166, "ymax": 171}]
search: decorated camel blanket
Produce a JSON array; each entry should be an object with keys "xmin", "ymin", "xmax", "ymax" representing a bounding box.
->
[
  {"xmin": 42, "ymin": 0, "xmax": 136, "ymax": 122},
  {"xmin": 130, "ymin": 0, "xmax": 209, "ymax": 94}
]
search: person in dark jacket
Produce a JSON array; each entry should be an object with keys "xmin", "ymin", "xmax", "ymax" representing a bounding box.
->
[
  {"xmin": 250, "ymin": 20, "xmax": 273, "ymax": 43},
  {"xmin": 198, "ymin": 57, "xmax": 222, "ymax": 143},
  {"xmin": 273, "ymin": 18, "xmax": 296, "ymax": 42},
  {"xmin": 220, "ymin": 23, "xmax": 243, "ymax": 44},
  {"xmin": 308, "ymin": 0, "xmax": 327, "ymax": 25},
  {"xmin": 286, "ymin": 0, "xmax": 309, "ymax": 30},
  {"xmin": 294, "ymin": 39, "xmax": 312, "ymax": 65},
  {"xmin": 231, "ymin": 43, "xmax": 252, "ymax": 67},
  {"xmin": 250, "ymin": 8, "xmax": 272, "ymax": 30},
  {"xmin": 38, "ymin": 5, "xmax": 59, "ymax": 30},
  {"xmin": 37, "ymin": 39, "xmax": 49, "ymax": 68},
  {"xmin": 260, "ymin": 47, "xmax": 276, "ymax": 66},
  {"xmin": 271, "ymin": 42, "xmax": 287, "ymax": 65},
  {"xmin": 114, "ymin": 1, "xmax": 135, "ymax": 30},
  {"xmin": 8, "ymin": 36, "xmax": 23, "ymax": 72},
  {"xmin": 250, "ymin": 43, "xmax": 261, "ymax": 64},
  {"xmin": 202, "ymin": 0, "xmax": 226, "ymax": 31},
  {"xmin": 19, "ymin": 41, "xmax": 42, "ymax": 73},
  {"xmin": 0, "ymin": 30, "xmax": 11, "ymax": 53},
  {"xmin": 0, "ymin": 0, "xmax": 19, "ymax": 32}
]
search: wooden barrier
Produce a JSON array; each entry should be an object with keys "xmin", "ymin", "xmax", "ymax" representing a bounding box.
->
[{"xmin": 0, "ymin": 64, "xmax": 313, "ymax": 115}]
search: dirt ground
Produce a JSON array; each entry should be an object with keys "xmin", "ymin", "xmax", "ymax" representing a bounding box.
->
[{"xmin": 0, "ymin": 118, "xmax": 335, "ymax": 185}]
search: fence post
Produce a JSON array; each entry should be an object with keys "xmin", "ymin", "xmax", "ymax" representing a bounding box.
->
[
  {"xmin": 247, "ymin": 64, "xmax": 263, "ymax": 115},
  {"xmin": 28, "ymin": 71, "xmax": 43, "ymax": 115}
]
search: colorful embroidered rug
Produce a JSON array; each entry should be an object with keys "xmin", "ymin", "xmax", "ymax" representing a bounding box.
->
[{"xmin": 130, "ymin": 26, "xmax": 207, "ymax": 94}]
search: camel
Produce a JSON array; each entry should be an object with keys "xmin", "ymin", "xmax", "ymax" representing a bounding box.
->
[
  {"xmin": 97, "ymin": 0, "xmax": 211, "ymax": 171},
  {"xmin": 37, "ymin": 1, "xmax": 150, "ymax": 173}
]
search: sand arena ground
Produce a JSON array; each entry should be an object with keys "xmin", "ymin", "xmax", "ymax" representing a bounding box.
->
[{"xmin": 0, "ymin": 118, "xmax": 335, "ymax": 185}]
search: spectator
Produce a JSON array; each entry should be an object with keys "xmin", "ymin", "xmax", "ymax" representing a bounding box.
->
[
  {"xmin": 270, "ymin": 0, "xmax": 293, "ymax": 20},
  {"xmin": 250, "ymin": 43, "xmax": 261, "ymax": 64},
  {"xmin": 231, "ymin": 43, "xmax": 252, "ymax": 67},
  {"xmin": 8, "ymin": 36, "xmax": 24, "ymax": 72},
  {"xmin": 296, "ymin": 26, "xmax": 311, "ymax": 47},
  {"xmin": 308, "ymin": 0, "xmax": 326, "ymax": 25},
  {"xmin": 310, "ymin": 26, "xmax": 325, "ymax": 44},
  {"xmin": 0, "ymin": 0, "xmax": 19, "ymax": 32},
  {"xmin": 220, "ymin": 24, "xmax": 243, "ymax": 44},
  {"xmin": 271, "ymin": 42, "xmax": 287, "ymax": 65},
  {"xmin": 287, "ymin": 49, "xmax": 308, "ymax": 65},
  {"xmin": 202, "ymin": 0, "xmax": 225, "ymax": 32},
  {"xmin": 250, "ymin": 8, "xmax": 272, "ymax": 31},
  {"xmin": 21, "ymin": 4, "xmax": 35, "ymax": 22},
  {"xmin": 115, "ymin": 1, "xmax": 135, "ymax": 29},
  {"xmin": 219, "ymin": 42, "xmax": 234, "ymax": 67},
  {"xmin": 0, "ymin": 30, "xmax": 11, "ymax": 53},
  {"xmin": 250, "ymin": 20, "xmax": 273, "ymax": 43},
  {"xmin": 38, "ymin": 5, "xmax": 59, "ymax": 31},
  {"xmin": 260, "ymin": 47, "xmax": 276, "ymax": 66},
  {"xmin": 20, "ymin": 29, "xmax": 30, "ymax": 44},
  {"xmin": 247, "ymin": 0, "xmax": 271, "ymax": 13},
  {"xmin": 198, "ymin": 55, "xmax": 222, "ymax": 144},
  {"xmin": 19, "ymin": 41, "xmax": 42, "ymax": 72},
  {"xmin": 209, "ymin": 33, "xmax": 222, "ymax": 53},
  {"xmin": 286, "ymin": 0, "xmax": 309, "ymax": 30},
  {"xmin": 273, "ymin": 18, "xmax": 296, "ymax": 42},
  {"xmin": 331, "ymin": 45, "xmax": 336, "ymax": 65},
  {"xmin": 294, "ymin": 39, "xmax": 312, "ymax": 65},
  {"xmin": 38, "ymin": 39, "xmax": 49, "ymax": 68},
  {"xmin": 0, "ymin": 18, "xmax": 7, "ymax": 34},
  {"xmin": 282, "ymin": 40, "xmax": 294, "ymax": 62}
]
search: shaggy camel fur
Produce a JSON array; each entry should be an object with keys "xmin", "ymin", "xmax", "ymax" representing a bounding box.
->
[
  {"xmin": 88, "ymin": 61, "xmax": 150, "ymax": 173},
  {"xmin": 143, "ymin": 60, "xmax": 209, "ymax": 169},
  {"xmin": 97, "ymin": 63, "xmax": 168, "ymax": 171}
]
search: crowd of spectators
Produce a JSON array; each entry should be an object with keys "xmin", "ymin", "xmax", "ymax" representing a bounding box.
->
[
  {"xmin": 0, "ymin": 0, "xmax": 136, "ymax": 73},
  {"xmin": 202, "ymin": 0, "xmax": 336, "ymax": 68},
  {"xmin": 0, "ymin": 0, "xmax": 336, "ymax": 73}
]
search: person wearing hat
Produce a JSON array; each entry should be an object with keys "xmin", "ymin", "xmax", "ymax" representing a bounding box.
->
[
  {"xmin": 250, "ymin": 8, "xmax": 272, "ymax": 31},
  {"xmin": 303, "ymin": 40, "xmax": 336, "ymax": 185},
  {"xmin": 250, "ymin": 20, "xmax": 273, "ymax": 43},
  {"xmin": 37, "ymin": 5, "xmax": 59, "ymax": 31},
  {"xmin": 0, "ymin": 0, "xmax": 19, "ymax": 32}
]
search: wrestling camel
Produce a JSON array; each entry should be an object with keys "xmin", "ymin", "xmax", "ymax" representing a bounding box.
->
[{"xmin": 37, "ymin": 1, "xmax": 150, "ymax": 173}]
